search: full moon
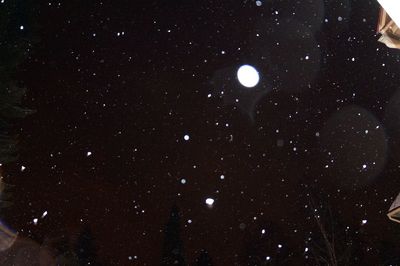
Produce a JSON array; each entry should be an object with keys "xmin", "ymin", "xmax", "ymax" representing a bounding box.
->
[{"xmin": 237, "ymin": 65, "xmax": 260, "ymax": 88}]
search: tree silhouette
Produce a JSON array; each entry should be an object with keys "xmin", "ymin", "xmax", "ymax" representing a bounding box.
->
[
  {"xmin": 161, "ymin": 205, "xmax": 186, "ymax": 266},
  {"xmin": 0, "ymin": 0, "xmax": 36, "ymax": 164},
  {"xmin": 195, "ymin": 249, "xmax": 213, "ymax": 266},
  {"xmin": 305, "ymin": 194, "xmax": 367, "ymax": 266},
  {"xmin": 75, "ymin": 226, "xmax": 100, "ymax": 266},
  {"xmin": 53, "ymin": 234, "xmax": 79, "ymax": 266}
]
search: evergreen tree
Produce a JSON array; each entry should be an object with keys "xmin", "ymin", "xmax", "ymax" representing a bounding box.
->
[
  {"xmin": 0, "ymin": 0, "xmax": 36, "ymax": 164},
  {"xmin": 195, "ymin": 249, "xmax": 213, "ymax": 266},
  {"xmin": 161, "ymin": 205, "xmax": 186, "ymax": 266},
  {"xmin": 0, "ymin": 0, "xmax": 36, "ymax": 219},
  {"xmin": 53, "ymin": 234, "xmax": 79, "ymax": 266},
  {"xmin": 75, "ymin": 226, "xmax": 100, "ymax": 266}
]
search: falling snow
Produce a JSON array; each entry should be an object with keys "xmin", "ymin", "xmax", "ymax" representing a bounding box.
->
[
  {"xmin": 205, "ymin": 198, "xmax": 214, "ymax": 206},
  {"xmin": 1, "ymin": 1, "xmax": 397, "ymax": 265}
]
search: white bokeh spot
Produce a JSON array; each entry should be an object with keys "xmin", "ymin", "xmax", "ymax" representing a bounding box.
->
[
  {"xmin": 237, "ymin": 64, "xmax": 260, "ymax": 88},
  {"xmin": 205, "ymin": 198, "xmax": 214, "ymax": 206}
]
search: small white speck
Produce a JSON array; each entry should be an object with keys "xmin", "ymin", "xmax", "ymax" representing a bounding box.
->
[
  {"xmin": 221, "ymin": 50, "xmax": 226, "ymax": 55},
  {"xmin": 362, "ymin": 164, "xmax": 367, "ymax": 169},
  {"xmin": 184, "ymin": 135, "xmax": 190, "ymax": 141},
  {"xmin": 261, "ymin": 229, "xmax": 266, "ymax": 234},
  {"xmin": 256, "ymin": 0, "xmax": 262, "ymax": 6},
  {"xmin": 338, "ymin": 16, "xmax": 343, "ymax": 21},
  {"xmin": 278, "ymin": 244, "xmax": 283, "ymax": 248},
  {"xmin": 365, "ymin": 130, "xmax": 368, "ymax": 134},
  {"xmin": 220, "ymin": 175, "xmax": 225, "ymax": 180},
  {"xmin": 305, "ymin": 247, "xmax": 309, "ymax": 252},
  {"xmin": 207, "ymin": 93, "xmax": 212, "ymax": 98},
  {"xmin": 305, "ymin": 55, "xmax": 309, "ymax": 60},
  {"xmin": 20, "ymin": 25, "xmax": 24, "ymax": 30},
  {"xmin": 33, "ymin": 218, "xmax": 38, "ymax": 225},
  {"xmin": 187, "ymin": 219, "xmax": 192, "ymax": 224},
  {"xmin": 180, "ymin": 179, "xmax": 186, "ymax": 184},
  {"xmin": 21, "ymin": 165, "xmax": 26, "ymax": 172},
  {"xmin": 86, "ymin": 151, "xmax": 92, "ymax": 157},
  {"xmin": 41, "ymin": 211, "xmax": 48, "ymax": 218},
  {"xmin": 266, "ymin": 256, "xmax": 271, "ymax": 261}
]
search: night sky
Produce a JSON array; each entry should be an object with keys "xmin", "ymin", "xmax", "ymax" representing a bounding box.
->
[{"xmin": 3, "ymin": 0, "xmax": 400, "ymax": 265}]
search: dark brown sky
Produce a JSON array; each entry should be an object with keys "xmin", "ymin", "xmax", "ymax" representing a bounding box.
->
[{"xmin": 3, "ymin": 0, "xmax": 400, "ymax": 265}]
